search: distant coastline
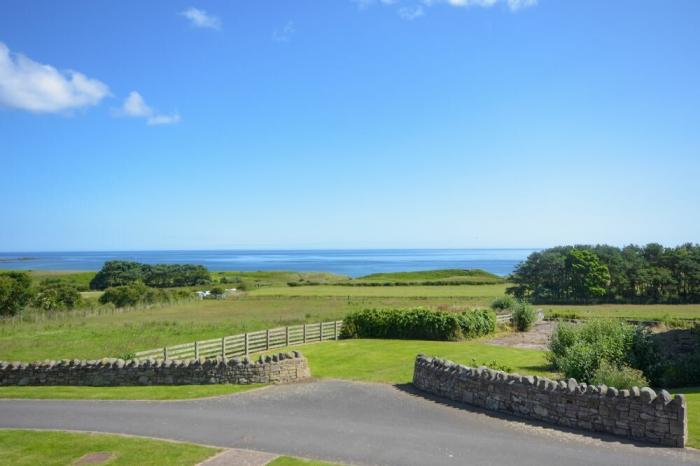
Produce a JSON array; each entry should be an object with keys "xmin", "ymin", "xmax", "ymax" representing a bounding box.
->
[{"xmin": 0, "ymin": 249, "xmax": 535, "ymax": 277}]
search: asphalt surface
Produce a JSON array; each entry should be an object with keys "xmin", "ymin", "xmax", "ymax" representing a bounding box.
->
[{"xmin": 1, "ymin": 380, "xmax": 699, "ymax": 466}]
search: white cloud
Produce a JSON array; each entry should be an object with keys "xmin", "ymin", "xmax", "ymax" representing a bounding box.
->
[
  {"xmin": 507, "ymin": 0, "xmax": 537, "ymax": 11},
  {"xmin": 273, "ymin": 21, "xmax": 296, "ymax": 42},
  {"xmin": 0, "ymin": 42, "xmax": 109, "ymax": 113},
  {"xmin": 180, "ymin": 7, "xmax": 221, "ymax": 30},
  {"xmin": 399, "ymin": 5, "xmax": 425, "ymax": 20},
  {"xmin": 355, "ymin": 0, "xmax": 536, "ymax": 17},
  {"xmin": 120, "ymin": 91, "xmax": 180, "ymax": 126}
]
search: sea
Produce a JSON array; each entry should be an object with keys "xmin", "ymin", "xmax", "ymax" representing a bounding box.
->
[{"xmin": 0, "ymin": 249, "xmax": 537, "ymax": 277}]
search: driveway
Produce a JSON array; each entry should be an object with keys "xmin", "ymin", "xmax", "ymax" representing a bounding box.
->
[{"xmin": 1, "ymin": 380, "xmax": 698, "ymax": 466}]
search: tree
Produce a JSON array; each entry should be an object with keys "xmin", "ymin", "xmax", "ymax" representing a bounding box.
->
[
  {"xmin": 0, "ymin": 272, "xmax": 34, "ymax": 316},
  {"xmin": 32, "ymin": 279, "xmax": 83, "ymax": 311},
  {"xmin": 564, "ymin": 249, "xmax": 610, "ymax": 303}
]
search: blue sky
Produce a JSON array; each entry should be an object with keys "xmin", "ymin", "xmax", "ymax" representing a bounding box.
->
[{"xmin": 1, "ymin": 0, "xmax": 699, "ymax": 251}]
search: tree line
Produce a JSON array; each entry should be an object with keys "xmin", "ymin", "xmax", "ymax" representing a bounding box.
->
[
  {"xmin": 89, "ymin": 261, "xmax": 211, "ymax": 290},
  {"xmin": 507, "ymin": 243, "xmax": 700, "ymax": 304}
]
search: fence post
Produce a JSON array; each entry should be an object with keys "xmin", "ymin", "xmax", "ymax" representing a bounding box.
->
[
  {"xmin": 303, "ymin": 324, "xmax": 307, "ymax": 343},
  {"xmin": 194, "ymin": 341, "xmax": 200, "ymax": 359},
  {"xmin": 266, "ymin": 329, "xmax": 270, "ymax": 350},
  {"xmin": 245, "ymin": 332, "xmax": 249, "ymax": 355},
  {"xmin": 320, "ymin": 321, "xmax": 324, "ymax": 341},
  {"xmin": 335, "ymin": 321, "xmax": 338, "ymax": 340},
  {"xmin": 285, "ymin": 326, "xmax": 289, "ymax": 347},
  {"xmin": 221, "ymin": 337, "xmax": 226, "ymax": 359},
  {"xmin": 163, "ymin": 347, "xmax": 168, "ymax": 360}
]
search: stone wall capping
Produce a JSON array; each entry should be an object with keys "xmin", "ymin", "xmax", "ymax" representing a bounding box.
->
[{"xmin": 0, "ymin": 352, "xmax": 309, "ymax": 387}]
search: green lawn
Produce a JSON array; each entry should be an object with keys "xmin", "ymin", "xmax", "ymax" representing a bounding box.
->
[
  {"xmin": 0, "ymin": 383, "xmax": 263, "ymax": 400},
  {"xmin": 0, "ymin": 429, "xmax": 218, "ymax": 465},
  {"xmin": 270, "ymin": 339, "xmax": 554, "ymax": 384}
]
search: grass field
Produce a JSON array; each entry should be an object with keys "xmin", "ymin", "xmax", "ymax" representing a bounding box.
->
[
  {"xmin": 2, "ymin": 280, "xmax": 700, "ymax": 361},
  {"xmin": 0, "ymin": 284, "xmax": 507, "ymax": 360},
  {"xmin": 0, "ymin": 383, "xmax": 263, "ymax": 400},
  {"xmin": 249, "ymin": 284, "xmax": 508, "ymax": 298},
  {"xmin": 0, "ymin": 429, "xmax": 218, "ymax": 465},
  {"xmin": 542, "ymin": 304, "xmax": 700, "ymax": 322}
]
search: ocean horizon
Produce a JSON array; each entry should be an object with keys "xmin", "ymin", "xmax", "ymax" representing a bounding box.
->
[{"xmin": 0, "ymin": 248, "xmax": 537, "ymax": 277}]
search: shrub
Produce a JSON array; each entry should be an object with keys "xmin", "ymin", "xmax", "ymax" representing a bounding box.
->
[
  {"xmin": 209, "ymin": 286, "xmax": 225, "ymax": 297},
  {"xmin": 340, "ymin": 308, "xmax": 495, "ymax": 341},
  {"xmin": 32, "ymin": 279, "xmax": 83, "ymax": 311},
  {"xmin": 548, "ymin": 320, "xmax": 657, "ymax": 384},
  {"xmin": 0, "ymin": 272, "xmax": 34, "ymax": 316},
  {"xmin": 491, "ymin": 296, "xmax": 516, "ymax": 311},
  {"xmin": 511, "ymin": 301, "xmax": 537, "ymax": 331},
  {"xmin": 592, "ymin": 361, "xmax": 649, "ymax": 389},
  {"xmin": 99, "ymin": 283, "xmax": 192, "ymax": 308}
]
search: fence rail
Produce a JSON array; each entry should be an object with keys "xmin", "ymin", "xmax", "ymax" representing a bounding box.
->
[
  {"xmin": 135, "ymin": 320, "xmax": 344, "ymax": 361},
  {"xmin": 496, "ymin": 313, "xmax": 512, "ymax": 323}
]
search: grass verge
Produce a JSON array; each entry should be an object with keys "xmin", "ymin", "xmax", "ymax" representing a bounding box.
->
[
  {"xmin": 0, "ymin": 429, "xmax": 218, "ymax": 465},
  {"xmin": 0, "ymin": 383, "xmax": 264, "ymax": 400},
  {"xmin": 269, "ymin": 457, "xmax": 341, "ymax": 466}
]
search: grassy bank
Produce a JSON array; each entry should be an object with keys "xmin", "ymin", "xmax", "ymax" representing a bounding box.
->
[
  {"xmin": 0, "ymin": 429, "xmax": 218, "ymax": 465},
  {"xmin": 0, "ymin": 383, "xmax": 263, "ymax": 400}
]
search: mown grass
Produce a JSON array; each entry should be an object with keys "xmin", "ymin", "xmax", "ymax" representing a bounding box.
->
[
  {"xmin": 273, "ymin": 339, "xmax": 554, "ymax": 384},
  {"xmin": 0, "ymin": 383, "xmax": 263, "ymax": 400},
  {"xmin": 0, "ymin": 429, "xmax": 218, "ymax": 465}
]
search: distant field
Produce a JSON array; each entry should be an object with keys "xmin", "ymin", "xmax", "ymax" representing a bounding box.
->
[
  {"xmin": 25, "ymin": 270, "xmax": 95, "ymax": 291},
  {"xmin": 542, "ymin": 304, "xmax": 700, "ymax": 322},
  {"xmin": 350, "ymin": 268, "xmax": 505, "ymax": 285},
  {"xmin": 249, "ymin": 284, "xmax": 509, "ymax": 298}
]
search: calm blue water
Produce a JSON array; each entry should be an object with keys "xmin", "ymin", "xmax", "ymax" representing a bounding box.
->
[{"xmin": 0, "ymin": 249, "xmax": 536, "ymax": 277}]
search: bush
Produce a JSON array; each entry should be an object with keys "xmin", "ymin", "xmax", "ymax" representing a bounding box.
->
[
  {"xmin": 592, "ymin": 361, "xmax": 649, "ymax": 389},
  {"xmin": 0, "ymin": 272, "xmax": 34, "ymax": 316},
  {"xmin": 340, "ymin": 308, "xmax": 495, "ymax": 341},
  {"xmin": 512, "ymin": 301, "xmax": 537, "ymax": 331},
  {"xmin": 548, "ymin": 320, "xmax": 657, "ymax": 384},
  {"xmin": 99, "ymin": 283, "xmax": 192, "ymax": 308},
  {"xmin": 491, "ymin": 296, "xmax": 516, "ymax": 311},
  {"xmin": 32, "ymin": 279, "xmax": 83, "ymax": 311}
]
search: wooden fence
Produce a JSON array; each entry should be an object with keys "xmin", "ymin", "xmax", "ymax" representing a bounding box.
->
[
  {"xmin": 496, "ymin": 313, "xmax": 512, "ymax": 323},
  {"xmin": 135, "ymin": 320, "xmax": 344, "ymax": 361}
]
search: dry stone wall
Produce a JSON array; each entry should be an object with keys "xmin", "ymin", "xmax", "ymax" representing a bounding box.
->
[
  {"xmin": 0, "ymin": 351, "xmax": 309, "ymax": 386},
  {"xmin": 413, "ymin": 355, "xmax": 687, "ymax": 447}
]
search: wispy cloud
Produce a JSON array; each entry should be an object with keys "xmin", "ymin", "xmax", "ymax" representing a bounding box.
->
[
  {"xmin": 180, "ymin": 7, "xmax": 221, "ymax": 30},
  {"xmin": 0, "ymin": 42, "xmax": 109, "ymax": 113},
  {"xmin": 273, "ymin": 21, "xmax": 296, "ymax": 42},
  {"xmin": 120, "ymin": 91, "xmax": 180, "ymax": 126},
  {"xmin": 356, "ymin": 0, "xmax": 536, "ymax": 19},
  {"xmin": 399, "ymin": 5, "xmax": 425, "ymax": 20}
]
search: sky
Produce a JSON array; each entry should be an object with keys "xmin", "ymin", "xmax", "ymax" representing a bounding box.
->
[{"xmin": 1, "ymin": 0, "xmax": 699, "ymax": 252}]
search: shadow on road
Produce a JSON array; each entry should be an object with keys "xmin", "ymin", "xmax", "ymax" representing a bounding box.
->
[{"xmin": 394, "ymin": 383, "xmax": 672, "ymax": 450}]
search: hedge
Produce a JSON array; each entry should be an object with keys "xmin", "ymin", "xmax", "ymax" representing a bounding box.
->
[{"xmin": 340, "ymin": 307, "xmax": 496, "ymax": 341}]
